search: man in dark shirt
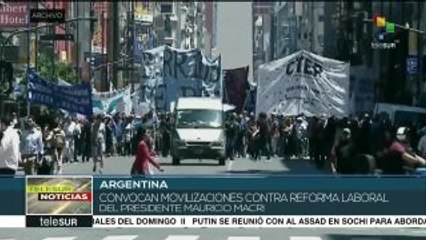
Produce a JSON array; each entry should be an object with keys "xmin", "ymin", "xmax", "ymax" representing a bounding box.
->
[
  {"xmin": 254, "ymin": 112, "xmax": 270, "ymax": 160},
  {"xmin": 331, "ymin": 128, "xmax": 356, "ymax": 174},
  {"xmin": 225, "ymin": 114, "xmax": 238, "ymax": 160}
]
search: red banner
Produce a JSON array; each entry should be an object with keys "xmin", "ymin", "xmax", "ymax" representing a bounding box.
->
[{"xmin": 0, "ymin": 2, "xmax": 28, "ymax": 28}]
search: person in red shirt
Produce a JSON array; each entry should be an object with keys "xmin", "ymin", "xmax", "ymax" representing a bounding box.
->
[
  {"xmin": 383, "ymin": 127, "xmax": 426, "ymax": 174},
  {"xmin": 131, "ymin": 128, "xmax": 163, "ymax": 175}
]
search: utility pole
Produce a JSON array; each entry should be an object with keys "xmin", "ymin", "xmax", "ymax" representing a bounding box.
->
[
  {"xmin": 112, "ymin": 1, "xmax": 119, "ymax": 89},
  {"xmin": 130, "ymin": 0, "xmax": 135, "ymax": 93},
  {"xmin": 101, "ymin": 11, "xmax": 107, "ymax": 91},
  {"xmin": 417, "ymin": 1, "xmax": 423, "ymax": 106},
  {"xmin": 34, "ymin": 3, "xmax": 38, "ymax": 71},
  {"xmin": 75, "ymin": 1, "xmax": 80, "ymax": 82},
  {"xmin": 26, "ymin": 0, "xmax": 31, "ymax": 117}
]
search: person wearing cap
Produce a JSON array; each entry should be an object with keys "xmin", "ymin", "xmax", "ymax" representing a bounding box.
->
[
  {"xmin": 382, "ymin": 127, "xmax": 426, "ymax": 174},
  {"xmin": 331, "ymin": 128, "xmax": 356, "ymax": 174}
]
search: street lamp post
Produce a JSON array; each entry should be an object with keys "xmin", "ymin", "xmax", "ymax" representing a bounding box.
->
[
  {"xmin": 0, "ymin": 17, "xmax": 97, "ymax": 117},
  {"xmin": 0, "ymin": 17, "xmax": 97, "ymax": 62}
]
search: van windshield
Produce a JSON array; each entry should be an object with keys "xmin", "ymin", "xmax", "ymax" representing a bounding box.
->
[
  {"xmin": 176, "ymin": 109, "xmax": 223, "ymax": 129},
  {"xmin": 394, "ymin": 111, "xmax": 426, "ymax": 127}
]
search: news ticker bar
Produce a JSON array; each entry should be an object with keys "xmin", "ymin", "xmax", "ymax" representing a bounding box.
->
[{"xmin": 2, "ymin": 216, "xmax": 426, "ymax": 228}]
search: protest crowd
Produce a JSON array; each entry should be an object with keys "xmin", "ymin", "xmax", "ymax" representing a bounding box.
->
[{"xmin": 1, "ymin": 109, "xmax": 426, "ymax": 176}]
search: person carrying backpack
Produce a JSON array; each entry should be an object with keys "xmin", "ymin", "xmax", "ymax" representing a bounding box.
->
[{"xmin": 51, "ymin": 123, "xmax": 66, "ymax": 174}]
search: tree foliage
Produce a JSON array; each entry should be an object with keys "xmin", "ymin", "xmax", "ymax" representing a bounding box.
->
[{"xmin": 38, "ymin": 53, "xmax": 77, "ymax": 84}]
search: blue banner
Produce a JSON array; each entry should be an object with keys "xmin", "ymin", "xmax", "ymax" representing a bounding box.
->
[{"xmin": 27, "ymin": 69, "xmax": 93, "ymax": 116}]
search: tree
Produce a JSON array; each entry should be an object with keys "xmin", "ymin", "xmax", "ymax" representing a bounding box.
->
[{"xmin": 38, "ymin": 53, "xmax": 77, "ymax": 84}]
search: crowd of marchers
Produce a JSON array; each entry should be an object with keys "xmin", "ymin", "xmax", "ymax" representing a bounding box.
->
[
  {"xmin": 221, "ymin": 112, "xmax": 426, "ymax": 175},
  {"xmin": 1, "ymin": 110, "xmax": 426, "ymax": 176},
  {"xmin": 0, "ymin": 111, "xmax": 163, "ymax": 176}
]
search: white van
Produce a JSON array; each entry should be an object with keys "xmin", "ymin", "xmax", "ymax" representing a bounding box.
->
[
  {"xmin": 171, "ymin": 97, "xmax": 226, "ymax": 165},
  {"xmin": 374, "ymin": 103, "xmax": 426, "ymax": 127}
]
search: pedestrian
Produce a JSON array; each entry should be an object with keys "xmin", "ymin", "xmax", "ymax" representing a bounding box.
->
[
  {"xmin": 246, "ymin": 119, "xmax": 257, "ymax": 159},
  {"xmin": 382, "ymin": 127, "xmax": 426, "ymax": 174},
  {"xmin": 92, "ymin": 114, "xmax": 106, "ymax": 174},
  {"xmin": 73, "ymin": 119, "xmax": 82, "ymax": 162},
  {"xmin": 81, "ymin": 119, "xmax": 92, "ymax": 163},
  {"xmin": 114, "ymin": 114, "xmax": 125, "ymax": 156},
  {"xmin": 225, "ymin": 114, "xmax": 238, "ymax": 160},
  {"xmin": 330, "ymin": 128, "xmax": 356, "ymax": 174},
  {"xmin": 308, "ymin": 116, "xmax": 320, "ymax": 163},
  {"xmin": 124, "ymin": 117, "xmax": 133, "ymax": 156},
  {"xmin": 21, "ymin": 117, "xmax": 44, "ymax": 175},
  {"xmin": 63, "ymin": 117, "xmax": 77, "ymax": 164},
  {"xmin": 0, "ymin": 116, "xmax": 20, "ymax": 176},
  {"xmin": 52, "ymin": 123, "xmax": 66, "ymax": 174},
  {"xmin": 253, "ymin": 112, "xmax": 270, "ymax": 161},
  {"xmin": 131, "ymin": 128, "xmax": 164, "ymax": 176},
  {"xmin": 159, "ymin": 113, "xmax": 171, "ymax": 157},
  {"xmin": 104, "ymin": 117, "xmax": 112, "ymax": 157},
  {"xmin": 270, "ymin": 115, "xmax": 280, "ymax": 157}
]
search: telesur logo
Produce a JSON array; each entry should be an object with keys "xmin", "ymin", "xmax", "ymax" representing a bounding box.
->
[{"xmin": 371, "ymin": 13, "xmax": 397, "ymax": 50}]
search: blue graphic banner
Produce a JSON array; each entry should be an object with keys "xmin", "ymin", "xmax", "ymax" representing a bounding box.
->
[
  {"xmin": 27, "ymin": 69, "xmax": 93, "ymax": 116},
  {"xmin": 92, "ymin": 177, "xmax": 426, "ymax": 216},
  {"xmin": 1, "ymin": 176, "xmax": 425, "ymax": 216}
]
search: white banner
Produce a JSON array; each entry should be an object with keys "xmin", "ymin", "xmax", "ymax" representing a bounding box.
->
[
  {"xmin": 139, "ymin": 45, "xmax": 221, "ymax": 111},
  {"xmin": 92, "ymin": 87, "xmax": 132, "ymax": 115},
  {"xmin": 92, "ymin": 215, "xmax": 426, "ymax": 228},
  {"xmin": 256, "ymin": 50, "xmax": 350, "ymax": 117},
  {"xmin": 162, "ymin": 46, "xmax": 221, "ymax": 111},
  {"xmin": 139, "ymin": 46, "xmax": 165, "ymax": 109}
]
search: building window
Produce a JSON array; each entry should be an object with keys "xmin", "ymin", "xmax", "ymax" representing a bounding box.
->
[{"xmin": 318, "ymin": 15, "xmax": 324, "ymax": 22}]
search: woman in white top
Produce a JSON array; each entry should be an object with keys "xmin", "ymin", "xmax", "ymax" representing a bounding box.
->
[{"xmin": 0, "ymin": 117, "xmax": 20, "ymax": 175}]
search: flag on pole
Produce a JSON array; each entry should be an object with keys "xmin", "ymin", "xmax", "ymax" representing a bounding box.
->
[
  {"xmin": 376, "ymin": 16, "xmax": 386, "ymax": 28},
  {"xmin": 386, "ymin": 22, "xmax": 395, "ymax": 33}
]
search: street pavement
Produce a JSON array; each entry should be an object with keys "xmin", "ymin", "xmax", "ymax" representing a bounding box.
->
[
  {"xmin": 58, "ymin": 155, "xmax": 331, "ymax": 176},
  {"xmin": 0, "ymin": 227, "xmax": 425, "ymax": 240}
]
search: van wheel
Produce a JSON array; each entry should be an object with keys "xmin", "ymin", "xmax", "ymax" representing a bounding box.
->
[
  {"xmin": 172, "ymin": 156, "xmax": 180, "ymax": 165},
  {"xmin": 219, "ymin": 157, "xmax": 225, "ymax": 166}
]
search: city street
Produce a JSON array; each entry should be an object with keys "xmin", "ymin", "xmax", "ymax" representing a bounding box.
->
[
  {"xmin": 1, "ymin": 0, "xmax": 426, "ymax": 239},
  {"xmin": 57, "ymin": 156, "xmax": 331, "ymax": 176},
  {"xmin": 0, "ymin": 227, "xmax": 425, "ymax": 240}
]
